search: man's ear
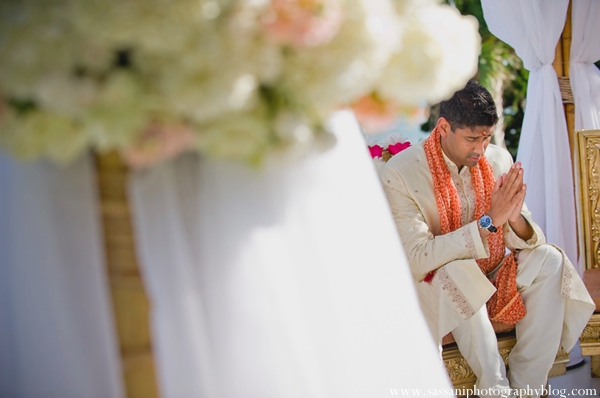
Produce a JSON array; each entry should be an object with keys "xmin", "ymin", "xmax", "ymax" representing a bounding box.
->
[{"xmin": 437, "ymin": 117, "xmax": 451, "ymax": 138}]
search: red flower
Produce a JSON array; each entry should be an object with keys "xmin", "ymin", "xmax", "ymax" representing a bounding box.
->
[
  {"xmin": 423, "ymin": 270, "xmax": 436, "ymax": 284},
  {"xmin": 369, "ymin": 145, "xmax": 383, "ymax": 158},
  {"xmin": 387, "ymin": 141, "xmax": 411, "ymax": 155}
]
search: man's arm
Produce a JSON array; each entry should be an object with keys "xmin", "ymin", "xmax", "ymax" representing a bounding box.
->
[
  {"xmin": 487, "ymin": 163, "xmax": 526, "ymax": 232},
  {"xmin": 477, "ymin": 212, "xmax": 532, "ymax": 242},
  {"xmin": 504, "ymin": 201, "xmax": 545, "ymax": 250},
  {"xmin": 508, "ymin": 213, "xmax": 534, "ymax": 241},
  {"xmin": 380, "ymin": 165, "xmax": 490, "ymax": 281},
  {"xmin": 491, "ymin": 162, "xmax": 544, "ymax": 249}
]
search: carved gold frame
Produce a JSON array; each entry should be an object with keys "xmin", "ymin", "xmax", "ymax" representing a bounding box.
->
[
  {"xmin": 442, "ymin": 334, "xmax": 568, "ymax": 392},
  {"xmin": 575, "ymin": 129, "xmax": 600, "ymax": 271}
]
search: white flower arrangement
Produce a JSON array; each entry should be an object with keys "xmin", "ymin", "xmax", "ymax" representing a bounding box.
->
[{"xmin": 0, "ymin": 0, "xmax": 480, "ymax": 168}]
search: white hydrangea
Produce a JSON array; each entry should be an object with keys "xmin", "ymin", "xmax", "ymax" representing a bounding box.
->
[
  {"xmin": 34, "ymin": 73, "xmax": 99, "ymax": 117},
  {"xmin": 0, "ymin": 108, "xmax": 88, "ymax": 164},
  {"xmin": 423, "ymin": 5, "xmax": 480, "ymax": 103},
  {"xmin": 0, "ymin": 0, "xmax": 481, "ymax": 167},
  {"xmin": 375, "ymin": 2, "xmax": 480, "ymax": 105},
  {"xmin": 145, "ymin": 28, "xmax": 280, "ymax": 126},
  {"xmin": 0, "ymin": 1, "xmax": 78, "ymax": 97},
  {"xmin": 197, "ymin": 110, "xmax": 273, "ymax": 163},
  {"xmin": 71, "ymin": 0, "xmax": 210, "ymax": 54},
  {"xmin": 83, "ymin": 71, "xmax": 148, "ymax": 151},
  {"xmin": 281, "ymin": 0, "xmax": 400, "ymax": 112}
]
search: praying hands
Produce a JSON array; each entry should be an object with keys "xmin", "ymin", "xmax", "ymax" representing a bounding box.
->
[{"xmin": 487, "ymin": 162, "xmax": 534, "ymax": 241}]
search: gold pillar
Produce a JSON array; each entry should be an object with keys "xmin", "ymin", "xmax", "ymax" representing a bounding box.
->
[
  {"xmin": 96, "ymin": 152, "xmax": 159, "ymax": 397},
  {"xmin": 553, "ymin": 0, "xmax": 579, "ymax": 261},
  {"xmin": 563, "ymin": 1, "xmax": 575, "ymax": 154},
  {"xmin": 554, "ymin": 0, "xmax": 575, "ymax": 158}
]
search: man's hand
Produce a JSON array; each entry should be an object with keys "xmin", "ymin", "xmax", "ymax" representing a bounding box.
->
[
  {"xmin": 508, "ymin": 183, "xmax": 526, "ymax": 223},
  {"xmin": 488, "ymin": 162, "xmax": 525, "ymax": 227},
  {"xmin": 507, "ymin": 173, "xmax": 534, "ymax": 240}
]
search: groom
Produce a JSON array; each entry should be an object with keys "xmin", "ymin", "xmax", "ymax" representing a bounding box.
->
[{"xmin": 380, "ymin": 80, "xmax": 594, "ymax": 397}]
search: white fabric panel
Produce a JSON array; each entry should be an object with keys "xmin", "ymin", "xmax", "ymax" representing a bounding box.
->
[
  {"xmin": 571, "ymin": 0, "xmax": 600, "ymax": 130},
  {"xmin": 481, "ymin": 0, "xmax": 577, "ymax": 269},
  {"xmin": 482, "ymin": 1, "xmax": 568, "ymax": 71},
  {"xmin": 0, "ymin": 153, "xmax": 124, "ymax": 398},
  {"xmin": 130, "ymin": 110, "xmax": 453, "ymax": 398}
]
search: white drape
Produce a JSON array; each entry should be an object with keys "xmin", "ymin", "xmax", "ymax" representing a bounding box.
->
[
  {"xmin": 129, "ymin": 110, "xmax": 453, "ymax": 397},
  {"xmin": 0, "ymin": 111, "xmax": 452, "ymax": 397},
  {"xmin": 0, "ymin": 154, "xmax": 124, "ymax": 397},
  {"xmin": 570, "ymin": 0, "xmax": 600, "ymax": 130},
  {"xmin": 481, "ymin": 0, "xmax": 578, "ymax": 270}
]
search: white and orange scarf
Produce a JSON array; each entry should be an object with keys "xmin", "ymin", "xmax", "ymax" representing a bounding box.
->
[{"xmin": 424, "ymin": 127, "xmax": 526, "ymax": 325}]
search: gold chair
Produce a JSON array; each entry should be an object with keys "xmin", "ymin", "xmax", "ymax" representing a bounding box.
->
[
  {"xmin": 574, "ymin": 129, "xmax": 600, "ymax": 377},
  {"xmin": 442, "ymin": 332, "xmax": 569, "ymax": 391}
]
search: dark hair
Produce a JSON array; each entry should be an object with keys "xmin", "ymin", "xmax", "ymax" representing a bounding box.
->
[{"xmin": 438, "ymin": 80, "xmax": 499, "ymax": 131}]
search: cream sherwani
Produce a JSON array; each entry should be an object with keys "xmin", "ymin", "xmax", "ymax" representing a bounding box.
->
[{"xmin": 380, "ymin": 141, "xmax": 594, "ymax": 395}]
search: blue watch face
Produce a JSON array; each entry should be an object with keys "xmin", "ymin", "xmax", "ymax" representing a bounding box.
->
[{"xmin": 479, "ymin": 215, "xmax": 492, "ymax": 228}]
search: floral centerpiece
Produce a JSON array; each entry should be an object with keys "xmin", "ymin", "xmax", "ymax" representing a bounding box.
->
[
  {"xmin": 365, "ymin": 131, "xmax": 412, "ymax": 173},
  {"xmin": 0, "ymin": 0, "xmax": 479, "ymax": 168}
]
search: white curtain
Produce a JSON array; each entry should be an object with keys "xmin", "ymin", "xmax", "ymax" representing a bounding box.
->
[
  {"xmin": 129, "ymin": 110, "xmax": 453, "ymax": 397},
  {"xmin": 481, "ymin": 0, "xmax": 578, "ymax": 269},
  {"xmin": 571, "ymin": 0, "xmax": 600, "ymax": 130},
  {"xmin": 0, "ymin": 154, "xmax": 124, "ymax": 397},
  {"xmin": 0, "ymin": 111, "xmax": 452, "ymax": 397}
]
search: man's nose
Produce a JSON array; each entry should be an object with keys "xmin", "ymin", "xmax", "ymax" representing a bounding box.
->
[{"xmin": 474, "ymin": 141, "xmax": 485, "ymax": 155}]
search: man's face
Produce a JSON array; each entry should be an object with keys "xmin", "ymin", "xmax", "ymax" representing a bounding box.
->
[{"xmin": 438, "ymin": 118, "xmax": 493, "ymax": 170}]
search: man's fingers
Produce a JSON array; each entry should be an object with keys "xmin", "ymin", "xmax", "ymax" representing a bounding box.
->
[
  {"xmin": 502, "ymin": 165, "xmax": 519, "ymax": 185},
  {"xmin": 512, "ymin": 182, "xmax": 527, "ymax": 205},
  {"xmin": 503, "ymin": 166, "xmax": 523, "ymax": 194},
  {"xmin": 507, "ymin": 183, "xmax": 527, "ymax": 223},
  {"xmin": 515, "ymin": 168, "xmax": 524, "ymax": 190},
  {"xmin": 497, "ymin": 172, "xmax": 516, "ymax": 196},
  {"xmin": 494, "ymin": 174, "xmax": 504, "ymax": 193}
]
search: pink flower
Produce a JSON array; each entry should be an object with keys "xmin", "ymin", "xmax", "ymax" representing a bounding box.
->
[
  {"xmin": 261, "ymin": 0, "xmax": 343, "ymax": 48},
  {"xmin": 350, "ymin": 92, "xmax": 398, "ymax": 134},
  {"xmin": 387, "ymin": 141, "xmax": 411, "ymax": 155},
  {"xmin": 368, "ymin": 145, "xmax": 383, "ymax": 159},
  {"xmin": 122, "ymin": 123, "xmax": 196, "ymax": 168}
]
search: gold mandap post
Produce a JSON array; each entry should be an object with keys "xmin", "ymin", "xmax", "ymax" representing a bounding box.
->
[{"xmin": 95, "ymin": 152, "xmax": 160, "ymax": 397}]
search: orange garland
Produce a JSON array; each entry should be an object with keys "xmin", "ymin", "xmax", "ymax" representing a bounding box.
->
[{"xmin": 424, "ymin": 127, "xmax": 526, "ymax": 325}]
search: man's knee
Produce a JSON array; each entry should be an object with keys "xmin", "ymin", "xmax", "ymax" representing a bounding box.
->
[
  {"xmin": 531, "ymin": 244, "xmax": 562, "ymax": 261},
  {"xmin": 527, "ymin": 244, "xmax": 563, "ymax": 274}
]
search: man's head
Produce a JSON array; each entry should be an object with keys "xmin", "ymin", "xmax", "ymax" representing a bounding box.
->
[{"xmin": 436, "ymin": 80, "xmax": 499, "ymax": 170}]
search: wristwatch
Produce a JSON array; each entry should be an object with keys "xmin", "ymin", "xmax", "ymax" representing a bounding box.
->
[{"xmin": 478, "ymin": 214, "xmax": 498, "ymax": 233}]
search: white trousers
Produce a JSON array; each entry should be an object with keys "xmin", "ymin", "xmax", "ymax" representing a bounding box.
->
[{"xmin": 451, "ymin": 245, "xmax": 565, "ymax": 398}]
